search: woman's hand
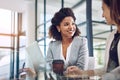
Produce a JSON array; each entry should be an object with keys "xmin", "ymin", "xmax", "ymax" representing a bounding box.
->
[
  {"xmin": 65, "ymin": 66, "xmax": 83, "ymax": 76},
  {"xmin": 65, "ymin": 66, "xmax": 95, "ymax": 79},
  {"xmin": 20, "ymin": 68, "xmax": 36, "ymax": 78}
]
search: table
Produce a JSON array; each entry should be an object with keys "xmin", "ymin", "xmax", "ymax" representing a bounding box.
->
[
  {"xmin": 37, "ymin": 62, "xmax": 101, "ymax": 80},
  {"xmin": 37, "ymin": 70, "xmax": 101, "ymax": 80}
]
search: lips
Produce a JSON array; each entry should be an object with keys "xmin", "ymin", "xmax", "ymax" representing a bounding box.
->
[
  {"xmin": 68, "ymin": 30, "xmax": 73, "ymax": 32},
  {"xmin": 68, "ymin": 30, "xmax": 74, "ymax": 32},
  {"xmin": 68, "ymin": 30, "xmax": 75, "ymax": 34}
]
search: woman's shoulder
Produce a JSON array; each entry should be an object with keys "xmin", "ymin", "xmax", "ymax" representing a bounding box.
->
[
  {"xmin": 49, "ymin": 40, "xmax": 61, "ymax": 46},
  {"xmin": 107, "ymin": 29, "xmax": 117, "ymax": 39},
  {"xmin": 110, "ymin": 29, "xmax": 117, "ymax": 35},
  {"xmin": 72, "ymin": 36, "xmax": 88, "ymax": 45},
  {"xmin": 74, "ymin": 36, "xmax": 87, "ymax": 41}
]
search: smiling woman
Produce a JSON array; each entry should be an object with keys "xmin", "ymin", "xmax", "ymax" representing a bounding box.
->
[{"xmin": 47, "ymin": 8, "xmax": 89, "ymax": 75}]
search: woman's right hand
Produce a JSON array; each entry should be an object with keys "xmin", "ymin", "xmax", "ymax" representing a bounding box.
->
[
  {"xmin": 20, "ymin": 68, "xmax": 36, "ymax": 78},
  {"xmin": 65, "ymin": 66, "xmax": 94, "ymax": 76}
]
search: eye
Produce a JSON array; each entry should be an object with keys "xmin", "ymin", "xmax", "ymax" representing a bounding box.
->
[
  {"xmin": 72, "ymin": 22, "xmax": 75, "ymax": 25},
  {"xmin": 64, "ymin": 22, "xmax": 69, "ymax": 26}
]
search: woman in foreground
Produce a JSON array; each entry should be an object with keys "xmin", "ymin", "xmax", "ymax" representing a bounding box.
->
[{"xmin": 70, "ymin": 0, "xmax": 120, "ymax": 79}]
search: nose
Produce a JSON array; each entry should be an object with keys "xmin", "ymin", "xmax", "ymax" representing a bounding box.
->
[{"xmin": 68, "ymin": 24, "xmax": 73, "ymax": 29}]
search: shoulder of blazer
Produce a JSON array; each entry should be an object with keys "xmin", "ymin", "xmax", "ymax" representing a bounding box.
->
[
  {"xmin": 74, "ymin": 36, "xmax": 87, "ymax": 42},
  {"xmin": 107, "ymin": 29, "xmax": 117, "ymax": 40},
  {"xmin": 49, "ymin": 40, "xmax": 61, "ymax": 47},
  {"xmin": 72, "ymin": 36, "xmax": 87, "ymax": 47}
]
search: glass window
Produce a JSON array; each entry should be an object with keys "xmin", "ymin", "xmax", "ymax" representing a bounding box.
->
[
  {"xmin": 0, "ymin": 8, "xmax": 26, "ymax": 79},
  {"xmin": 0, "ymin": 9, "xmax": 11, "ymax": 33}
]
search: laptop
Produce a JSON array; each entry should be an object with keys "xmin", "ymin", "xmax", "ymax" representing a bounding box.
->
[{"xmin": 25, "ymin": 41, "xmax": 45, "ymax": 71}]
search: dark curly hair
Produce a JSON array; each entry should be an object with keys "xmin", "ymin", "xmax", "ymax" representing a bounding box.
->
[{"xmin": 49, "ymin": 8, "xmax": 81, "ymax": 41}]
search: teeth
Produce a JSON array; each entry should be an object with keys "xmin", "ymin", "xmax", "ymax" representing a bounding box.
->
[{"xmin": 68, "ymin": 31, "xmax": 72, "ymax": 32}]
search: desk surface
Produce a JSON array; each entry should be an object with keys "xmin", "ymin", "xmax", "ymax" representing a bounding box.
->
[
  {"xmin": 38, "ymin": 63, "xmax": 101, "ymax": 80},
  {"xmin": 37, "ymin": 71, "xmax": 101, "ymax": 80}
]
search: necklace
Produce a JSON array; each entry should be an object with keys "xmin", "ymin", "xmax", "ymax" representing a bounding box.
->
[{"xmin": 110, "ymin": 35, "xmax": 120, "ymax": 50}]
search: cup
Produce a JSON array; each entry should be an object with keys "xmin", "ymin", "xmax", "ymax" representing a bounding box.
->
[{"xmin": 52, "ymin": 59, "xmax": 64, "ymax": 75}]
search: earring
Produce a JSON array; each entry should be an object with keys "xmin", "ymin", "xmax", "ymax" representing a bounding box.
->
[{"xmin": 58, "ymin": 29, "xmax": 60, "ymax": 32}]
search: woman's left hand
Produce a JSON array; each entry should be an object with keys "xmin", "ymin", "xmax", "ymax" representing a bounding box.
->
[{"xmin": 65, "ymin": 66, "xmax": 83, "ymax": 75}]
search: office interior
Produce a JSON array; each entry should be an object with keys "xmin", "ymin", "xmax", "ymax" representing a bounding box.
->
[{"xmin": 0, "ymin": 0, "xmax": 116, "ymax": 79}]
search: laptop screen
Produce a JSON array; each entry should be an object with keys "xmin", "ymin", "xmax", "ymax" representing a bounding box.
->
[{"xmin": 25, "ymin": 41, "xmax": 45, "ymax": 71}]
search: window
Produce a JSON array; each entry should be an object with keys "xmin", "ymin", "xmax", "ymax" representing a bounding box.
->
[{"xmin": 0, "ymin": 8, "xmax": 26, "ymax": 79}]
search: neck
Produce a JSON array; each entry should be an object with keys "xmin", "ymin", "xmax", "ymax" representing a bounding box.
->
[{"xmin": 62, "ymin": 37, "xmax": 73, "ymax": 45}]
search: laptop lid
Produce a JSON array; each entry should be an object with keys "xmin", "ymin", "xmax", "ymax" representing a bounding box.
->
[{"xmin": 25, "ymin": 41, "xmax": 45, "ymax": 71}]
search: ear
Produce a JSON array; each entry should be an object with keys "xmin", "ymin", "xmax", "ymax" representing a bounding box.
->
[{"xmin": 57, "ymin": 26, "xmax": 60, "ymax": 32}]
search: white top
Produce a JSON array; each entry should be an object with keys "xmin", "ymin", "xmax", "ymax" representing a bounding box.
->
[{"xmin": 60, "ymin": 42, "xmax": 72, "ymax": 69}]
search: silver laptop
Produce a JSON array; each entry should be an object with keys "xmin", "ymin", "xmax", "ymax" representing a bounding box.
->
[{"xmin": 25, "ymin": 41, "xmax": 45, "ymax": 71}]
